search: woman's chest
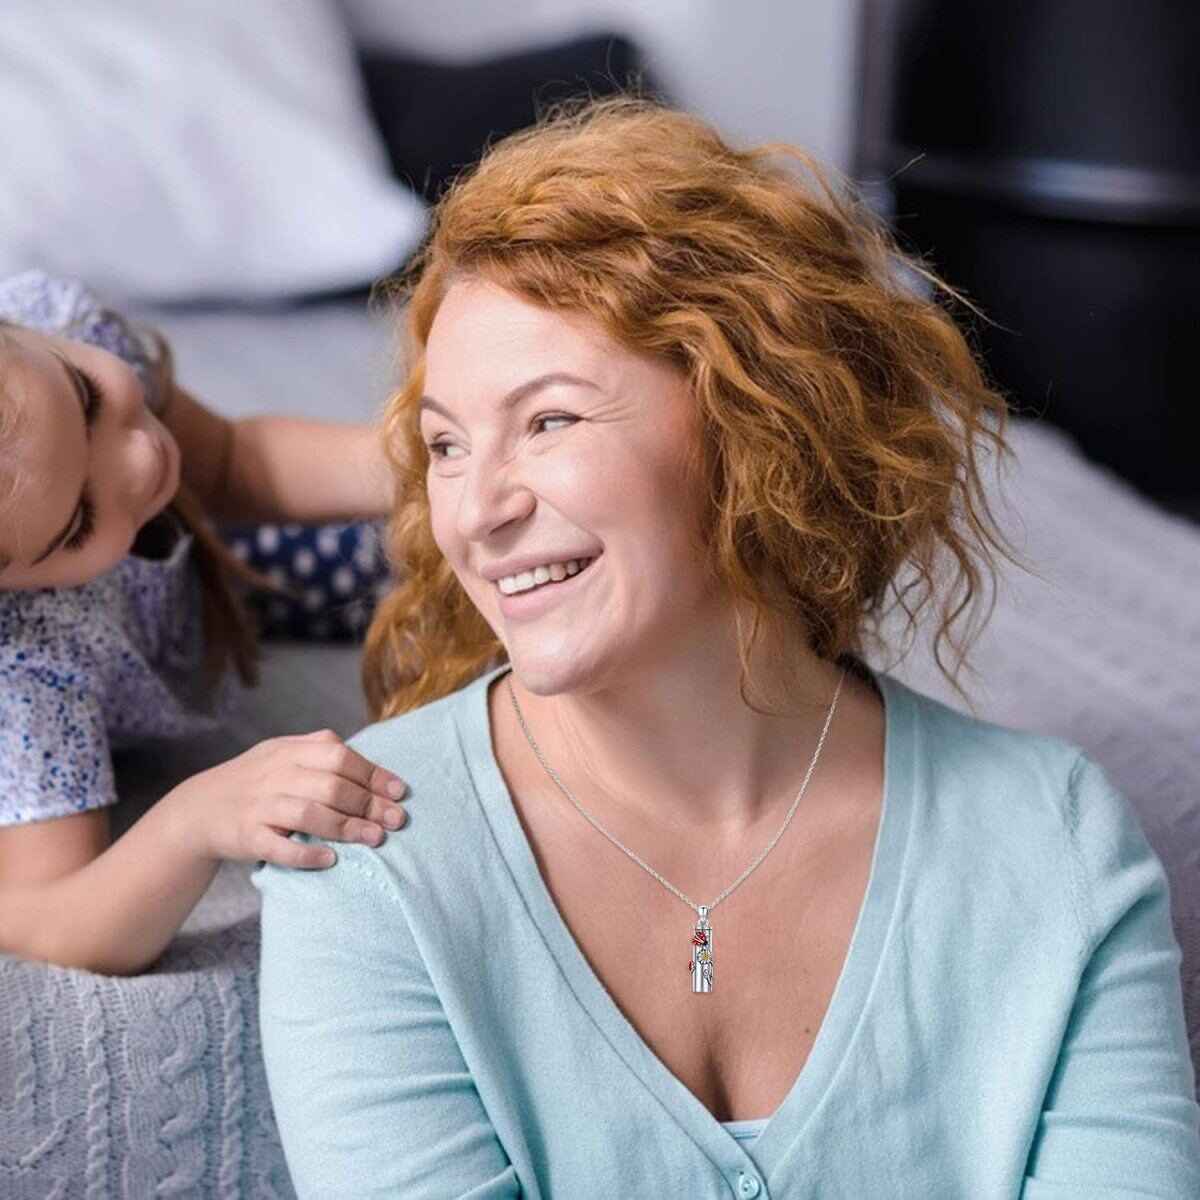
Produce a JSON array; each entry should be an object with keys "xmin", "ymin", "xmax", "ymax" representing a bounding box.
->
[{"xmin": 501, "ymin": 760, "xmax": 883, "ymax": 1124}]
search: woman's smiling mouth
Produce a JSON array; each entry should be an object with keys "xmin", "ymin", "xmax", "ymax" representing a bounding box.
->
[{"xmin": 494, "ymin": 554, "xmax": 600, "ymax": 621}]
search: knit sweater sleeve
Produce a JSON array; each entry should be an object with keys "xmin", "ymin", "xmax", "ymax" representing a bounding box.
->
[
  {"xmin": 1020, "ymin": 751, "xmax": 1200, "ymax": 1197},
  {"xmin": 251, "ymin": 815, "xmax": 519, "ymax": 1198}
]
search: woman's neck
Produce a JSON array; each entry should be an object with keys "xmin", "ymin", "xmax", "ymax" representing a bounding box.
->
[{"xmin": 501, "ymin": 624, "xmax": 880, "ymax": 833}]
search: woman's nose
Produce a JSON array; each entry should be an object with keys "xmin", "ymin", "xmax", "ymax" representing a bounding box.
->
[{"xmin": 457, "ymin": 462, "xmax": 535, "ymax": 540}]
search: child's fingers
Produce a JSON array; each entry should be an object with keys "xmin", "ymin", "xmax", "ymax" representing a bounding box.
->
[
  {"xmin": 274, "ymin": 789, "xmax": 394, "ymax": 847},
  {"xmin": 288, "ymin": 734, "xmax": 408, "ymax": 802},
  {"xmin": 284, "ymin": 764, "xmax": 406, "ymax": 832},
  {"xmin": 364, "ymin": 790, "xmax": 408, "ymax": 830},
  {"xmin": 259, "ymin": 829, "xmax": 340, "ymax": 871}
]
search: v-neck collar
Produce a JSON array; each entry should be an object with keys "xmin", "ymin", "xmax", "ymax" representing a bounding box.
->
[{"xmin": 453, "ymin": 656, "xmax": 918, "ymax": 1184}]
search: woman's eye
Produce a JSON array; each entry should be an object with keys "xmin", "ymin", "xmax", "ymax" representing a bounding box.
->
[
  {"xmin": 535, "ymin": 414, "xmax": 575, "ymax": 434},
  {"xmin": 426, "ymin": 414, "xmax": 576, "ymax": 459}
]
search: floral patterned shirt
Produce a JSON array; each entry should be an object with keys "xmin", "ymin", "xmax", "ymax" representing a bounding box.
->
[{"xmin": 0, "ymin": 269, "xmax": 243, "ymax": 827}]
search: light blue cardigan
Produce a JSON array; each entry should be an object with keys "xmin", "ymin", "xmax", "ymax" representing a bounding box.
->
[{"xmin": 252, "ymin": 660, "xmax": 1200, "ymax": 1198}]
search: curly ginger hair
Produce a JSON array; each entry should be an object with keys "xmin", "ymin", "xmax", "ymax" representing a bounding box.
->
[{"xmin": 361, "ymin": 92, "xmax": 1035, "ymax": 721}]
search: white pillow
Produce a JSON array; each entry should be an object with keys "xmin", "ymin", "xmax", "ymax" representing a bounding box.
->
[{"xmin": 0, "ymin": 0, "xmax": 426, "ymax": 303}]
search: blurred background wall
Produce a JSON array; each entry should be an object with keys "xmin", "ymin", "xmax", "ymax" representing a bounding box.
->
[
  {"xmin": 340, "ymin": 0, "xmax": 863, "ymax": 173},
  {"xmin": 1, "ymin": 0, "xmax": 1196, "ymax": 518}
]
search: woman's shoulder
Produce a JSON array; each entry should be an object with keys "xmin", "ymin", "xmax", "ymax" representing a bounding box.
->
[
  {"xmin": 883, "ymin": 668, "xmax": 1085, "ymax": 816},
  {"xmin": 881, "ymin": 673, "xmax": 1172, "ymax": 979},
  {"xmin": 889, "ymin": 672, "xmax": 1157, "ymax": 935},
  {"xmin": 346, "ymin": 677, "xmax": 479, "ymax": 781},
  {"xmin": 254, "ymin": 671, "xmax": 505, "ymax": 917},
  {"xmin": 343, "ymin": 667, "xmax": 502, "ymax": 846}
]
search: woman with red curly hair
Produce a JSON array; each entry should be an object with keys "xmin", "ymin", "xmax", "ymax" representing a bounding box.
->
[{"xmin": 254, "ymin": 94, "xmax": 1200, "ymax": 1197}]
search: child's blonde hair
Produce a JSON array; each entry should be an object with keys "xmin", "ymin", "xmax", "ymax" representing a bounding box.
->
[{"xmin": 0, "ymin": 313, "xmax": 273, "ymax": 691}]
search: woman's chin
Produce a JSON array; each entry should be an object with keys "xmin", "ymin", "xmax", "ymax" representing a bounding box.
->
[{"xmin": 502, "ymin": 648, "xmax": 602, "ymax": 697}]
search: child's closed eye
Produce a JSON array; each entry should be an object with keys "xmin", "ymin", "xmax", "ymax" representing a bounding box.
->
[
  {"xmin": 58, "ymin": 366, "xmax": 104, "ymax": 551},
  {"xmin": 77, "ymin": 366, "xmax": 104, "ymax": 425},
  {"xmin": 63, "ymin": 492, "xmax": 96, "ymax": 550}
]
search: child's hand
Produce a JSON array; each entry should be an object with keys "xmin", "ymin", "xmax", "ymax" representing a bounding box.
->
[{"xmin": 165, "ymin": 729, "xmax": 409, "ymax": 869}]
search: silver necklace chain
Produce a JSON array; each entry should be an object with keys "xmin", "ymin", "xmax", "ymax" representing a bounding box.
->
[{"xmin": 504, "ymin": 666, "xmax": 847, "ymax": 918}]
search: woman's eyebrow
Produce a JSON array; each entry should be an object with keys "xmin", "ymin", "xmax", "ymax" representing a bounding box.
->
[
  {"xmin": 418, "ymin": 371, "xmax": 599, "ymax": 422},
  {"xmin": 28, "ymin": 353, "xmax": 90, "ymax": 565}
]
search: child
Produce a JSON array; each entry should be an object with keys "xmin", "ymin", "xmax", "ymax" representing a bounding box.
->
[{"xmin": 0, "ymin": 268, "xmax": 410, "ymax": 976}]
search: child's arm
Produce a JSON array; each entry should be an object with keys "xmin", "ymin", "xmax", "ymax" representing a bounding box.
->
[
  {"xmin": 160, "ymin": 380, "xmax": 399, "ymax": 526},
  {"xmin": 0, "ymin": 732, "xmax": 409, "ymax": 977},
  {"xmin": 0, "ymin": 795, "xmax": 225, "ymax": 976}
]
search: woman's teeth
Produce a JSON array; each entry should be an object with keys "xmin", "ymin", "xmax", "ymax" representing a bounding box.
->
[{"xmin": 497, "ymin": 557, "xmax": 596, "ymax": 595}]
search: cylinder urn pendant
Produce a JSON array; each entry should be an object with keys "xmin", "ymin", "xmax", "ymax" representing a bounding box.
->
[{"xmin": 690, "ymin": 906, "xmax": 714, "ymax": 993}]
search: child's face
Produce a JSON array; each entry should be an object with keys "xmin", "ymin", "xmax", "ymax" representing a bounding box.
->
[{"xmin": 0, "ymin": 326, "xmax": 180, "ymax": 590}]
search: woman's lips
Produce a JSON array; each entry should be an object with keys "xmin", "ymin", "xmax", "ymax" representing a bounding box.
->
[{"xmin": 494, "ymin": 555, "xmax": 600, "ymax": 621}]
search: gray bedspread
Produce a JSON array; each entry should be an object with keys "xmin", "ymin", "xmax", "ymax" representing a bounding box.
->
[{"xmin": 2, "ymin": 297, "xmax": 1198, "ymax": 1196}]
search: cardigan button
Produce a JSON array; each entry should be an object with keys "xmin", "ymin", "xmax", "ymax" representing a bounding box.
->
[{"xmin": 736, "ymin": 1172, "xmax": 761, "ymax": 1198}]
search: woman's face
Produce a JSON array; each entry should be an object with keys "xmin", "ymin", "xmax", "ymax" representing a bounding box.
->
[
  {"xmin": 419, "ymin": 277, "xmax": 719, "ymax": 693},
  {"xmin": 0, "ymin": 326, "xmax": 180, "ymax": 590}
]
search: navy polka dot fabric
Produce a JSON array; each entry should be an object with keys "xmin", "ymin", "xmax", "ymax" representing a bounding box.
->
[{"xmin": 218, "ymin": 518, "xmax": 394, "ymax": 642}]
